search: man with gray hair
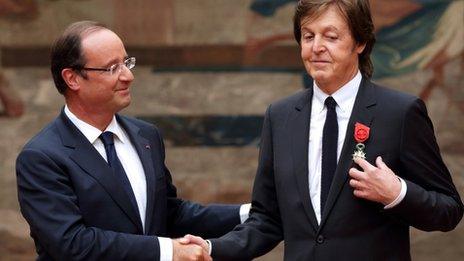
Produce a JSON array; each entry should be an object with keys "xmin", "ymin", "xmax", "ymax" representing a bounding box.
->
[{"xmin": 182, "ymin": 1, "xmax": 463, "ymax": 260}]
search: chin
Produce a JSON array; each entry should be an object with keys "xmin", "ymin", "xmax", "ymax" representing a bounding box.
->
[
  {"xmin": 123, "ymin": 100, "xmax": 131, "ymax": 108},
  {"xmin": 117, "ymin": 99, "xmax": 131, "ymax": 110},
  {"xmin": 311, "ymin": 72, "xmax": 330, "ymax": 84}
]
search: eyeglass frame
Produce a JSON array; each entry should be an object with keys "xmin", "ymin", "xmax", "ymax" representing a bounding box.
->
[{"xmin": 77, "ymin": 57, "xmax": 136, "ymax": 75}]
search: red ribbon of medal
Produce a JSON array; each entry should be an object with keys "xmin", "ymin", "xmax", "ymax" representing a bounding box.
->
[{"xmin": 352, "ymin": 122, "xmax": 370, "ymax": 159}]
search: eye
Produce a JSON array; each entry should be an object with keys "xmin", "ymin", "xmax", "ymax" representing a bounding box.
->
[
  {"xmin": 302, "ymin": 33, "xmax": 314, "ymax": 41},
  {"xmin": 108, "ymin": 63, "xmax": 120, "ymax": 75},
  {"xmin": 325, "ymin": 34, "xmax": 338, "ymax": 41}
]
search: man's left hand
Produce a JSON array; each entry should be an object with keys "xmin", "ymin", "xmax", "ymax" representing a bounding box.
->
[
  {"xmin": 349, "ymin": 156, "xmax": 401, "ymax": 205},
  {"xmin": 178, "ymin": 234, "xmax": 209, "ymax": 254}
]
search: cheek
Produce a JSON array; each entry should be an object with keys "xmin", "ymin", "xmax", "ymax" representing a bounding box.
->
[
  {"xmin": 300, "ymin": 44, "xmax": 311, "ymax": 60},
  {"xmin": 91, "ymin": 80, "xmax": 116, "ymax": 97},
  {"xmin": 331, "ymin": 42, "xmax": 356, "ymax": 60}
]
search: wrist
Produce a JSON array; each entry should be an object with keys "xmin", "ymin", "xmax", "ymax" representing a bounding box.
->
[
  {"xmin": 383, "ymin": 176, "xmax": 408, "ymax": 210},
  {"xmin": 384, "ymin": 177, "xmax": 402, "ymax": 205}
]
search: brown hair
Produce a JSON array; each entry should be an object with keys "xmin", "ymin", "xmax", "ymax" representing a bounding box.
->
[
  {"xmin": 293, "ymin": 0, "xmax": 376, "ymax": 77},
  {"xmin": 50, "ymin": 21, "xmax": 107, "ymax": 94}
]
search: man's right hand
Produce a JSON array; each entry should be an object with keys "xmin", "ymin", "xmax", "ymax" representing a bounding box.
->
[
  {"xmin": 178, "ymin": 234, "xmax": 210, "ymax": 253},
  {"xmin": 173, "ymin": 238, "xmax": 211, "ymax": 261}
]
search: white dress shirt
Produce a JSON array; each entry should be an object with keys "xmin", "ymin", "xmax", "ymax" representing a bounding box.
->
[{"xmin": 308, "ymin": 71, "xmax": 406, "ymax": 224}]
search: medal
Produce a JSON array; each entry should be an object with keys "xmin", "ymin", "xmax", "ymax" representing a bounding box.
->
[
  {"xmin": 352, "ymin": 122, "xmax": 370, "ymax": 160},
  {"xmin": 352, "ymin": 143, "xmax": 366, "ymax": 159}
]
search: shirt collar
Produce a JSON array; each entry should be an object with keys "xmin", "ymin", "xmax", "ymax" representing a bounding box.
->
[
  {"xmin": 64, "ymin": 105, "xmax": 126, "ymax": 144},
  {"xmin": 312, "ymin": 70, "xmax": 362, "ymax": 113}
]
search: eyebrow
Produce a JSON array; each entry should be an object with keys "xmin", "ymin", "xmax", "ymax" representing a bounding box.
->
[
  {"xmin": 302, "ymin": 25, "xmax": 340, "ymax": 33},
  {"xmin": 324, "ymin": 25, "xmax": 339, "ymax": 33},
  {"xmin": 102, "ymin": 55, "xmax": 130, "ymax": 67}
]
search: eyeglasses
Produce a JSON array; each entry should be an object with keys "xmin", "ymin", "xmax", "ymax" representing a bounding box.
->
[{"xmin": 80, "ymin": 57, "xmax": 136, "ymax": 75}]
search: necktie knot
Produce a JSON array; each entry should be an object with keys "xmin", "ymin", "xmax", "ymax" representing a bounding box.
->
[
  {"xmin": 325, "ymin": 96, "xmax": 337, "ymax": 110},
  {"xmin": 100, "ymin": 131, "xmax": 114, "ymax": 146}
]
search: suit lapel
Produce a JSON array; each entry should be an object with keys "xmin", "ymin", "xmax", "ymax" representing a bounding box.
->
[
  {"xmin": 56, "ymin": 111, "xmax": 144, "ymax": 232},
  {"xmin": 117, "ymin": 116, "xmax": 156, "ymax": 234},
  {"xmin": 319, "ymin": 78, "xmax": 377, "ymax": 229},
  {"xmin": 289, "ymin": 89, "xmax": 319, "ymax": 231}
]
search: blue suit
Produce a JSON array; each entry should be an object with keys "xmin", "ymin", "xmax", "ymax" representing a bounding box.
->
[{"xmin": 16, "ymin": 110, "xmax": 241, "ymax": 261}]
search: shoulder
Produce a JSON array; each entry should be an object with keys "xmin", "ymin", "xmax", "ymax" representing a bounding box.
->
[
  {"xmin": 118, "ymin": 115, "xmax": 161, "ymax": 132},
  {"xmin": 366, "ymin": 80, "xmax": 430, "ymax": 127},
  {"xmin": 17, "ymin": 117, "xmax": 68, "ymax": 169},
  {"xmin": 370, "ymin": 81, "xmax": 418, "ymax": 106},
  {"xmin": 266, "ymin": 89, "xmax": 310, "ymax": 116},
  {"xmin": 117, "ymin": 114, "xmax": 165, "ymax": 143},
  {"xmin": 21, "ymin": 118, "xmax": 61, "ymax": 152},
  {"xmin": 272, "ymin": 89, "xmax": 309, "ymax": 109}
]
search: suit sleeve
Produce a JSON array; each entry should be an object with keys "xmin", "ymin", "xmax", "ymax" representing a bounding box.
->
[
  {"xmin": 152, "ymin": 127, "xmax": 242, "ymax": 239},
  {"xmin": 16, "ymin": 148, "xmax": 160, "ymax": 261},
  {"xmin": 386, "ymin": 98, "xmax": 463, "ymax": 231},
  {"xmin": 210, "ymin": 105, "xmax": 283, "ymax": 260}
]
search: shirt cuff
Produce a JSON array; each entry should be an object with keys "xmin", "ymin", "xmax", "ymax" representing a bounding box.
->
[
  {"xmin": 206, "ymin": 240, "xmax": 212, "ymax": 255},
  {"xmin": 240, "ymin": 203, "xmax": 251, "ymax": 223},
  {"xmin": 158, "ymin": 237, "xmax": 173, "ymax": 261},
  {"xmin": 384, "ymin": 177, "xmax": 407, "ymax": 209}
]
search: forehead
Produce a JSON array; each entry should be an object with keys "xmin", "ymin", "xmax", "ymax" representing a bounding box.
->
[
  {"xmin": 80, "ymin": 29, "xmax": 127, "ymax": 63},
  {"xmin": 300, "ymin": 5, "xmax": 350, "ymax": 32}
]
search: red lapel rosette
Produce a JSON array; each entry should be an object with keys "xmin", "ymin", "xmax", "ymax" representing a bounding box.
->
[{"xmin": 354, "ymin": 122, "xmax": 370, "ymax": 143}]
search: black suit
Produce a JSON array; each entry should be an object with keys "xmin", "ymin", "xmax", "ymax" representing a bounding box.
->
[
  {"xmin": 16, "ymin": 111, "xmax": 241, "ymax": 261},
  {"xmin": 210, "ymin": 78, "xmax": 463, "ymax": 260}
]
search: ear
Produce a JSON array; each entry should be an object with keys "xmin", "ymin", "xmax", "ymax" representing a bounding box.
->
[
  {"xmin": 61, "ymin": 68, "xmax": 81, "ymax": 91},
  {"xmin": 355, "ymin": 42, "xmax": 366, "ymax": 54}
]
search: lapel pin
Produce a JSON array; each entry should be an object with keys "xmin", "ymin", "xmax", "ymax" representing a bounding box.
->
[{"xmin": 352, "ymin": 122, "xmax": 370, "ymax": 160}]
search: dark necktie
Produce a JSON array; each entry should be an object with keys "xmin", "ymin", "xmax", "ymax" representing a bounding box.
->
[
  {"xmin": 99, "ymin": 131, "xmax": 140, "ymax": 218},
  {"xmin": 320, "ymin": 96, "xmax": 338, "ymax": 214}
]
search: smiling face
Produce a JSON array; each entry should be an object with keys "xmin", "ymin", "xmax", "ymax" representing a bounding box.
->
[
  {"xmin": 75, "ymin": 29, "xmax": 134, "ymax": 115},
  {"xmin": 300, "ymin": 5, "xmax": 365, "ymax": 94}
]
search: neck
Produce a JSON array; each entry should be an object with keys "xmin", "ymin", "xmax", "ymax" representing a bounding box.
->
[
  {"xmin": 316, "ymin": 68, "xmax": 359, "ymax": 95},
  {"xmin": 66, "ymin": 100, "xmax": 114, "ymax": 131}
]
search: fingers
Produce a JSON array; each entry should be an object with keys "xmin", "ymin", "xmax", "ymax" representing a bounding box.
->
[
  {"xmin": 349, "ymin": 168, "xmax": 368, "ymax": 200},
  {"xmin": 183, "ymin": 234, "xmax": 209, "ymax": 250},
  {"xmin": 173, "ymin": 239, "xmax": 211, "ymax": 261},
  {"xmin": 177, "ymin": 236, "xmax": 190, "ymax": 244},
  {"xmin": 375, "ymin": 156, "xmax": 390, "ymax": 171},
  {"xmin": 353, "ymin": 188, "xmax": 365, "ymax": 198},
  {"xmin": 349, "ymin": 167, "xmax": 365, "ymax": 180},
  {"xmin": 353, "ymin": 157, "xmax": 375, "ymax": 172},
  {"xmin": 349, "ymin": 178, "xmax": 362, "ymax": 189},
  {"xmin": 350, "ymin": 158, "xmax": 376, "ymax": 200},
  {"xmin": 203, "ymin": 250, "xmax": 213, "ymax": 261},
  {"xmin": 350, "ymin": 156, "xmax": 401, "ymax": 204}
]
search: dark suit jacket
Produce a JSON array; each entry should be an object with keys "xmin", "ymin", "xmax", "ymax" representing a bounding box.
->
[
  {"xmin": 211, "ymin": 77, "xmax": 463, "ymax": 260},
  {"xmin": 16, "ymin": 110, "xmax": 241, "ymax": 261}
]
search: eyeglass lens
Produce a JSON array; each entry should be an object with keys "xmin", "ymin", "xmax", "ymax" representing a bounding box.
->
[{"xmin": 110, "ymin": 57, "xmax": 136, "ymax": 75}]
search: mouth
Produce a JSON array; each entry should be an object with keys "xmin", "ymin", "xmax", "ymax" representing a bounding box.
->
[
  {"xmin": 115, "ymin": 88, "xmax": 130, "ymax": 94},
  {"xmin": 310, "ymin": 60, "xmax": 330, "ymax": 68}
]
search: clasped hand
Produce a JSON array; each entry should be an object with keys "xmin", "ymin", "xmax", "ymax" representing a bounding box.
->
[{"xmin": 173, "ymin": 234, "xmax": 210, "ymax": 261}]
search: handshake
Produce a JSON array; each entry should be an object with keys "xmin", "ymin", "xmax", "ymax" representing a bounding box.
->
[{"xmin": 173, "ymin": 234, "xmax": 211, "ymax": 261}]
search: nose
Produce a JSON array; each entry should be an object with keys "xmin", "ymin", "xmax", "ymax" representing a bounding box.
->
[
  {"xmin": 119, "ymin": 65, "xmax": 134, "ymax": 82},
  {"xmin": 312, "ymin": 36, "xmax": 325, "ymax": 53}
]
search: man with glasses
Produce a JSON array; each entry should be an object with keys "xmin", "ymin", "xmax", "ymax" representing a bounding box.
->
[{"xmin": 16, "ymin": 21, "xmax": 245, "ymax": 261}]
